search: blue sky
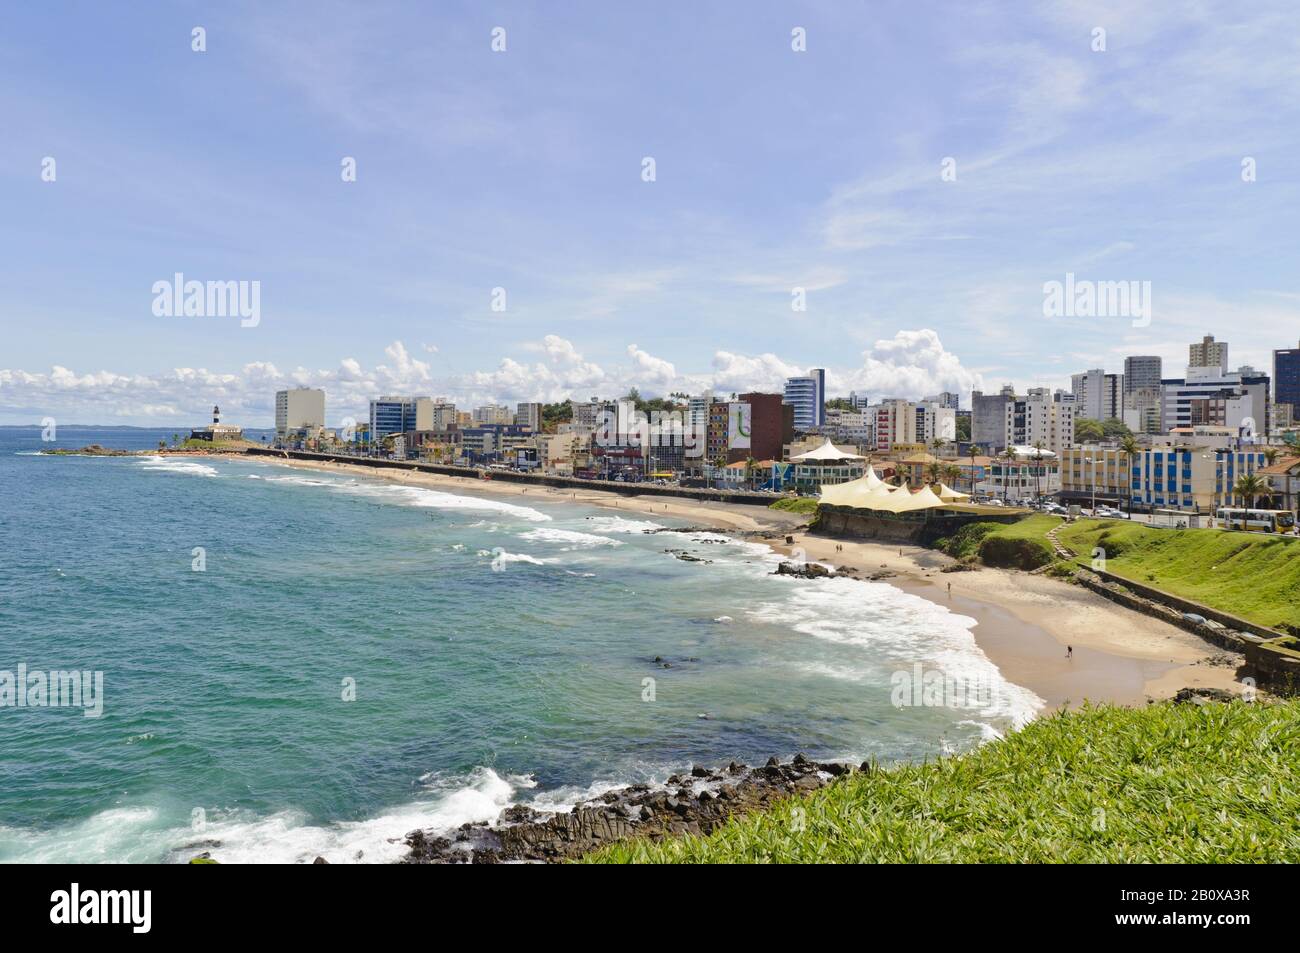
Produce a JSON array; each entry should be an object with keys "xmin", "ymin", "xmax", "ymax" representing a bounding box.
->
[{"xmin": 2, "ymin": 1, "xmax": 1299, "ymax": 425}]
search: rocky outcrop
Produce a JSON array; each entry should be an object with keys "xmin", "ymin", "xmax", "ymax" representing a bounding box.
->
[
  {"xmin": 773, "ymin": 561, "xmax": 833, "ymax": 579},
  {"xmin": 401, "ymin": 756, "xmax": 860, "ymax": 864}
]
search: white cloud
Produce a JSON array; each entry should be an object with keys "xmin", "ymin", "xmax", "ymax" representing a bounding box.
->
[
  {"xmin": 1, "ymin": 330, "xmax": 986, "ymax": 425},
  {"xmin": 835, "ymin": 329, "xmax": 985, "ymax": 401}
]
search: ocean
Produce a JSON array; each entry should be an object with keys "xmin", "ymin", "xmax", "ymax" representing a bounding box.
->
[{"xmin": 0, "ymin": 426, "xmax": 1040, "ymax": 863}]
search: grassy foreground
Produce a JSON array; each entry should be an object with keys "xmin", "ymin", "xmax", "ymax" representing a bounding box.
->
[{"xmin": 583, "ymin": 700, "xmax": 1300, "ymax": 863}]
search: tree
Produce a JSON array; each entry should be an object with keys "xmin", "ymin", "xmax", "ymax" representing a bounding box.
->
[
  {"xmin": 825, "ymin": 397, "xmax": 856, "ymax": 412},
  {"xmin": 1032, "ymin": 443, "xmax": 1045, "ymax": 501},
  {"xmin": 1232, "ymin": 473, "xmax": 1268, "ymax": 530},
  {"xmin": 1120, "ymin": 435, "xmax": 1140, "ymax": 514},
  {"xmin": 1101, "ymin": 418, "xmax": 1133, "ymax": 439},
  {"xmin": 955, "ymin": 416, "xmax": 971, "ymax": 442},
  {"xmin": 1074, "ymin": 418, "xmax": 1105, "ymax": 443},
  {"xmin": 943, "ymin": 463, "xmax": 962, "ymax": 491},
  {"xmin": 999, "ymin": 448, "xmax": 1017, "ymax": 503}
]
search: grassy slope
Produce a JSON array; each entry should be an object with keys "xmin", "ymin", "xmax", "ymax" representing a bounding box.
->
[
  {"xmin": 937, "ymin": 514, "xmax": 1299, "ymax": 630},
  {"xmin": 584, "ymin": 700, "xmax": 1300, "ymax": 863},
  {"xmin": 769, "ymin": 497, "xmax": 819, "ymax": 514},
  {"xmin": 1056, "ymin": 520, "xmax": 1300, "ymax": 631}
]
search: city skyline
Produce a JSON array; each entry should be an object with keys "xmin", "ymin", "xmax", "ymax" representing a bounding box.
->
[{"xmin": 4, "ymin": 2, "xmax": 1300, "ymax": 425}]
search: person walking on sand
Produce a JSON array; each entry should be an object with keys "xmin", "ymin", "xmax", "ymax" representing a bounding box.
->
[
  {"xmin": 1066, "ymin": 645, "xmax": 1073, "ymax": 659},
  {"xmin": 947, "ymin": 581, "xmax": 951, "ymax": 596}
]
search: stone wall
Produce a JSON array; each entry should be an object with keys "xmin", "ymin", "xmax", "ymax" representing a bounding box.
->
[
  {"xmin": 812, "ymin": 506, "xmax": 1025, "ymax": 545},
  {"xmin": 1074, "ymin": 569, "xmax": 1300, "ymax": 695}
]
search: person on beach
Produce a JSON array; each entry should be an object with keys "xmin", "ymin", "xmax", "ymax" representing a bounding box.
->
[{"xmin": 1066, "ymin": 645, "xmax": 1073, "ymax": 659}]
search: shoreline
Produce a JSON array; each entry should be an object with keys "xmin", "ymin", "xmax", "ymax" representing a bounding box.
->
[{"xmin": 248, "ymin": 454, "xmax": 1245, "ymax": 710}]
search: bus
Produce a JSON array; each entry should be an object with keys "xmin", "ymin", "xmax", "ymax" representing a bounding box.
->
[{"xmin": 1214, "ymin": 508, "xmax": 1296, "ymax": 533}]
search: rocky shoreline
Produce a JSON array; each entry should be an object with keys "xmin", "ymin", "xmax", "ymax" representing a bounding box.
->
[{"xmin": 401, "ymin": 754, "xmax": 860, "ymax": 863}]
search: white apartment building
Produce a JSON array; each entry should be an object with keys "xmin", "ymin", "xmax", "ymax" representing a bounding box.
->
[
  {"xmin": 275, "ymin": 388, "xmax": 326, "ymax": 437},
  {"xmin": 473, "ymin": 404, "xmax": 513, "ymax": 425},
  {"xmin": 1005, "ymin": 388, "xmax": 1076, "ymax": 455},
  {"xmin": 1070, "ymin": 369, "xmax": 1124, "ymax": 420}
]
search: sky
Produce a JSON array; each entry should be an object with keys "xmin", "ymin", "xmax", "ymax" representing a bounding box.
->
[{"xmin": 2, "ymin": 1, "xmax": 1299, "ymax": 426}]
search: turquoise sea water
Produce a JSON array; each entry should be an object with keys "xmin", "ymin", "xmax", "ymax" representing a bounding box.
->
[{"xmin": 0, "ymin": 427, "xmax": 1040, "ymax": 863}]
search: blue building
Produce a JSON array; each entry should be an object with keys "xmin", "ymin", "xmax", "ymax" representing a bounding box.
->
[
  {"xmin": 783, "ymin": 368, "xmax": 825, "ymax": 431},
  {"xmin": 1275, "ymin": 340, "xmax": 1300, "ymax": 423}
]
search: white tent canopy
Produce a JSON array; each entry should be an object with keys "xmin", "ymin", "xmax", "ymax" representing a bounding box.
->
[
  {"xmin": 792, "ymin": 438, "xmax": 865, "ymax": 462},
  {"xmin": 933, "ymin": 482, "xmax": 971, "ymax": 502},
  {"xmin": 819, "ymin": 478, "xmax": 949, "ymax": 514},
  {"xmin": 818, "ymin": 468, "xmax": 892, "ymax": 507}
]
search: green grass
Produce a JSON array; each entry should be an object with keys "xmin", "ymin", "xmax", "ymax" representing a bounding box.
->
[
  {"xmin": 1057, "ymin": 520, "xmax": 1300, "ymax": 631},
  {"xmin": 769, "ymin": 497, "xmax": 819, "ymax": 514},
  {"xmin": 583, "ymin": 700, "xmax": 1300, "ymax": 863},
  {"xmin": 934, "ymin": 514, "xmax": 1060, "ymax": 569}
]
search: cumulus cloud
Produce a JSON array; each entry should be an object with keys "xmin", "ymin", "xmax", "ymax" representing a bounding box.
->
[
  {"xmin": 1, "ymin": 330, "xmax": 982, "ymax": 425},
  {"xmin": 833, "ymin": 329, "xmax": 984, "ymax": 401}
]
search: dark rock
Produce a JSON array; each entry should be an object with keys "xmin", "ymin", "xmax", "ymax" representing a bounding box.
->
[
  {"xmin": 774, "ymin": 561, "xmax": 832, "ymax": 579},
  {"xmin": 312, "ymin": 856, "xmax": 329, "ymax": 864},
  {"xmin": 401, "ymin": 754, "xmax": 857, "ymax": 864},
  {"xmin": 1173, "ymin": 686, "xmax": 1238, "ymax": 705}
]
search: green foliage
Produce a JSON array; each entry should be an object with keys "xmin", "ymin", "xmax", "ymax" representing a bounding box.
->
[
  {"xmin": 584, "ymin": 700, "xmax": 1300, "ymax": 863},
  {"xmin": 1074, "ymin": 417, "xmax": 1133, "ymax": 443},
  {"xmin": 769, "ymin": 497, "xmax": 819, "ymax": 514},
  {"xmin": 541, "ymin": 400, "xmax": 573, "ymax": 431},
  {"xmin": 934, "ymin": 521, "xmax": 999, "ymax": 559}
]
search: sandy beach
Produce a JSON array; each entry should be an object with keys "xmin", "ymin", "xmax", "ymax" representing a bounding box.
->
[{"xmin": 253, "ymin": 455, "xmax": 1246, "ymax": 709}]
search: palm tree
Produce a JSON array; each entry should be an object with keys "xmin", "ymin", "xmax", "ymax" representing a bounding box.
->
[
  {"xmin": 968, "ymin": 446, "xmax": 979, "ymax": 495},
  {"xmin": 744, "ymin": 454, "xmax": 757, "ymax": 491},
  {"xmin": 1232, "ymin": 473, "xmax": 1268, "ymax": 530},
  {"xmin": 1119, "ymin": 435, "xmax": 1139, "ymax": 514},
  {"xmin": 944, "ymin": 463, "xmax": 962, "ymax": 489},
  {"xmin": 1031, "ymin": 443, "xmax": 1045, "ymax": 503},
  {"xmin": 999, "ymin": 448, "xmax": 1017, "ymax": 503},
  {"xmin": 1264, "ymin": 447, "xmax": 1280, "ymax": 467},
  {"xmin": 926, "ymin": 461, "xmax": 944, "ymax": 486}
]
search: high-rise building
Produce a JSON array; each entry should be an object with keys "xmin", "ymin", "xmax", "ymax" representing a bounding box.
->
[
  {"xmin": 1005, "ymin": 388, "xmax": 1076, "ymax": 455},
  {"xmin": 275, "ymin": 388, "xmax": 326, "ymax": 437},
  {"xmin": 369, "ymin": 396, "xmax": 433, "ymax": 438},
  {"xmin": 473, "ymin": 404, "xmax": 513, "ymax": 425},
  {"xmin": 514, "ymin": 402, "xmax": 542, "ymax": 431},
  {"xmin": 1189, "ymin": 334, "xmax": 1229, "ymax": 374},
  {"xmin": 924, "ymin": 392, "xmax": 961, "ymax": 410},
  {"xmin": 1070, "ymin": 369, "xmax": 1124, "ymax": 420},
  {"xmin": 783, "ymin": 368, "xmax": 826, "ymax": 430},
  {"xmin": 1273, "ymin": 340, "xmax": 1300, "ymax": 422},
  {"xmin": 734, "ymin": 392, "xmax": 794, "ymax": 463},
  {"xmin": 971, "ymin": 385, "xmax": 1015, "ymax": 452},
  {"xmin": 1159, "ymin": 366, "xmax": 1271, "ymax": 438},
  {"xmin": 1123, "ymin": 356, "xmax": 1162, "ymax": 395}
]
